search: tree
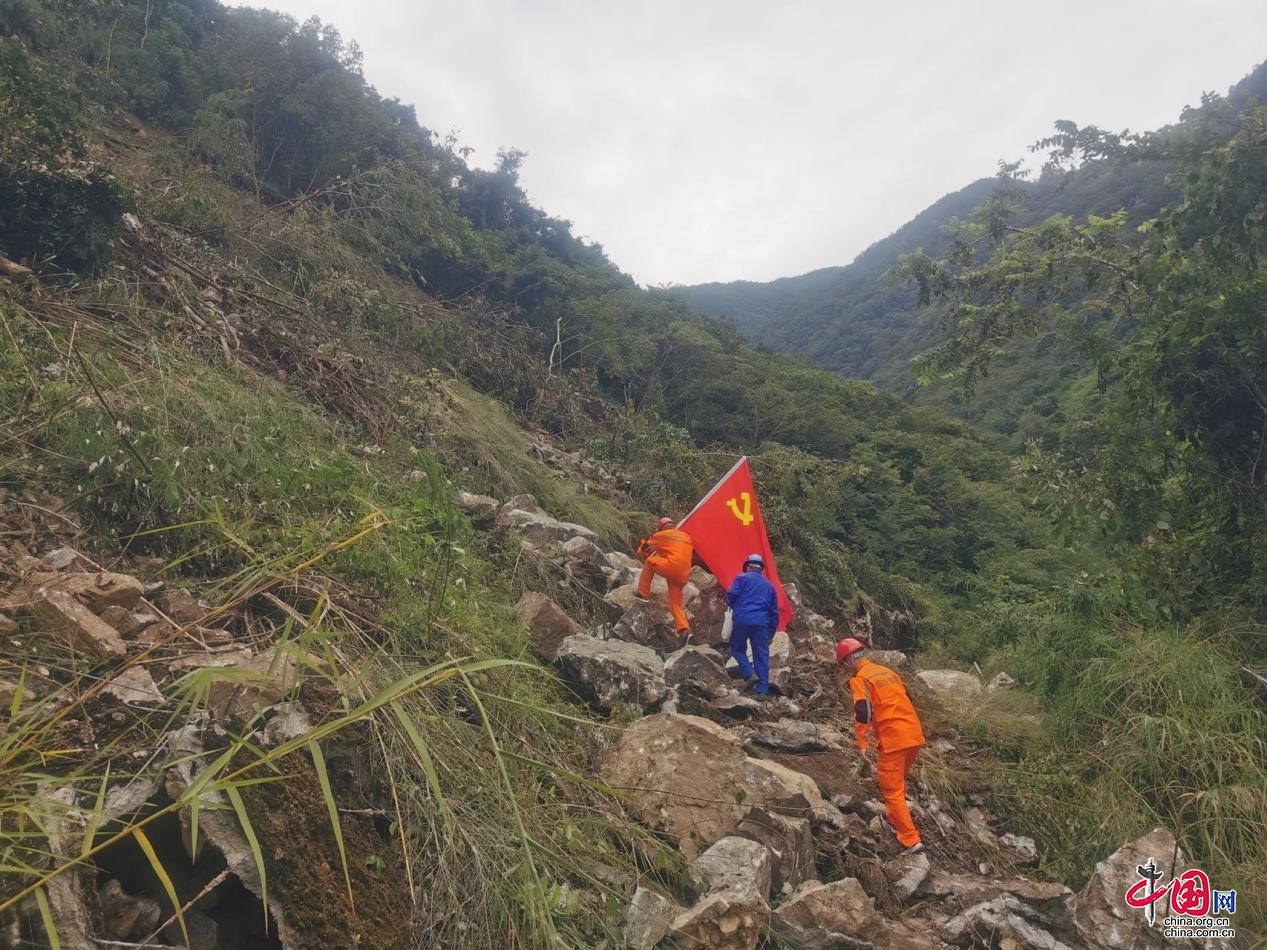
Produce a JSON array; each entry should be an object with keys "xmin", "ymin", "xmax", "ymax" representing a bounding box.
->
[{"xmin": 892, "ymin": 95, "xmax": 1267, "ymax": 615}]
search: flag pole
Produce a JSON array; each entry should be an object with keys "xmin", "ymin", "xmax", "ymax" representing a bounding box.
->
[{"xmin": 680, "ymin": 456, "xmax": 747, "ymax": 525}]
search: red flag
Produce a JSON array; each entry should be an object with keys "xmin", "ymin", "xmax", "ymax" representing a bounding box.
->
[{"xmin": 679, "ymin": 457, "xmax": 793, "ymax": 630}]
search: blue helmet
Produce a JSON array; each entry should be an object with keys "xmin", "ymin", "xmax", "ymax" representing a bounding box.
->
[{"xmin": 743, "ymin": 553, "xmax": 765, "ymax": 570}]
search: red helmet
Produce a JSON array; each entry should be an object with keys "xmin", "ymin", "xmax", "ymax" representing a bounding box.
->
[
  {"xmin": 835, "ymin": 638, "xmax": 867, "ymax": 667},
  {"xmin": 656, "ymin": 517, "xmax": 676, "ymax": 530}
]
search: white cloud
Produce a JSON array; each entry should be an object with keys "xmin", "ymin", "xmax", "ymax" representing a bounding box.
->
[{"xmin": 225, "ymin": 0, "xmax": 1267, "ymax": 285}]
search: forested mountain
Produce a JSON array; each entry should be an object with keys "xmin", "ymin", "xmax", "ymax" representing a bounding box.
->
[
  {"xmin": 1, "ymin": 1, "xmax": 1264, "ymax": 944},
  {"xmin": 677, "ymin": 63, "xmax": 1267, "ymax": 439}
]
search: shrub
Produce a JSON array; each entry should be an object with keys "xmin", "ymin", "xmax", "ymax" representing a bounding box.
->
[{"xmin": 0, "ymin": 39, "xmax": 125, "ymax": 273}]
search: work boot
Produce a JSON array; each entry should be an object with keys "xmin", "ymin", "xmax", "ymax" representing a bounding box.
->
[
  {"xmin": 742, "ymin": 673, "xmax": 759, "ymax": 690},
  {"xmin": 900, "ymin": 842, "xmax": 925, "ymax": 856},
  {"xmin": 681, "ymin": 631, "xmax": 695, "ymax": 646}
]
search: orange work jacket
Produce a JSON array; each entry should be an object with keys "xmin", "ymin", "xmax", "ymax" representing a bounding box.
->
[
  {"xmin": 849, "ymin": 658, "xmax": 925, "ymax": 754},
  {"xmin": 638, "ymin": 528, "xmax": 694, "ymax": 583}
]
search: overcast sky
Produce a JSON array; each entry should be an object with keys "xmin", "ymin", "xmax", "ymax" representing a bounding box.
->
[{"xmin": 228, "ymin": 0, "xmax": 1265, "ymax": 287}]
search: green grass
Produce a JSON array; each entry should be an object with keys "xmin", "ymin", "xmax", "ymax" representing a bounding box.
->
[{"xmin": 0, "ymin": 298, "xmax": 675, "ymax": 946}]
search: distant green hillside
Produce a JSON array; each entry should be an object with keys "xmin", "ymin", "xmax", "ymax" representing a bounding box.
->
[
  {"xmin": 676, "ymin": 61, "xmax": 1267, "ymax": 441},
  {"xmin": 677, "ymin": 161, "xmax": 1180, "ymax": 442}
]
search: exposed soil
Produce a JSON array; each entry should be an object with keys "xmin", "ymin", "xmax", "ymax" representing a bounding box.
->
[{"xmin": 245, "ymin": 750, "xmax": 414, "ymax": 950}]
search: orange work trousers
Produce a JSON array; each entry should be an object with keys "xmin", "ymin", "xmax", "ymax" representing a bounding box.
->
[
  {"xmin": 637, "ymin": 561, "xmax": 690, "ymax": 633},
  {"xmin": 876, "ymin": 746, "xmax": 921, "ymax": 848}
]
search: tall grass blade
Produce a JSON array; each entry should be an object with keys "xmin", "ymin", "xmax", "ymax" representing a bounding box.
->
[
  {"xmin": 132, "ymin": 826, "xmax": 189, "ymax": 948},
  {"xmin": 389, "ymin": 699, "xmax": 454, "ymax": 843},
  {"xmin": 32, "ymin": 885, "xmax": 60, "ymax": 950},
  {"xmin": 224, "ymin": 783, "xmax": 270, "ymax": 929},
  {"xmin": 308, "ymin": 739, "xmax": 354, "ymax": 909}
]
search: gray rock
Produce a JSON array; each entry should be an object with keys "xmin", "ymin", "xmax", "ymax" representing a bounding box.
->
[
  {"xmin": 664, "ymin": 645, "xmax": 731, "ymax": 690},
  {"xmin": 608, "ymin": 586, "xmax": 687, "ymax": 653},
  {"xmin": 890, "ymin": 850, "xmax": 931, "ymax": 901},
  {"xmin": 1000, "ymin": 832, "xmax": 1040, "ymax": 865},
  {"xmin": 625, "ymin": 886, "xmax": 676, "ymax": 950},
  {"xmin": 693, "ymin": 835, "xmax": 774, "ymax": 903},
  {"xmin": 989, "ymin": 671, "xmax": 1018, "ymax": 691},
  {"xmin": 749, "ymin": 718, "xmax": 830, "ymax": 753},
  {"xmin": 942, "ymin": 894, "xmax": 1073, "ymax": 949},
  {"xmin": 515, "ymin": 591, "xmax": 585, "ymax": 662},
  {"xmin": 554, "ymin": 635, "xmax": 665, "ymax": 710},
  {"xmin": 1070, "ymin": 827, "xmax": 1215, "ymax": 949},
  {"xmin": 103, "ymin": 666, "xmax": 164, "ymax": 705},
  {"xmin": 40, "ymin": 547, "xmax": 86, "ymax": 571},
  {"xmin": 601, "ymin": 713, "xmax": 822, "ymax": 859},
  {"xmin": 560, "ymin": 534, "xmax": 608, "ymax": 569},
  {"xmin": 455, "ymin": 491, "xmax": 500, "ymax": 521},
  {"xmin": 772, "ymin": 877, "xmax": 884, "ymax": 950},
  {"xmin": 916, "ymin": 668, "xmax": 983, "ymax": 698},
  {"xmin": 733, "ymin": 807, "xmax": 816, "ymax": 892},
  {"xmin": 768, "ymin": 630, "xmax": 792, "ymax": 669}
]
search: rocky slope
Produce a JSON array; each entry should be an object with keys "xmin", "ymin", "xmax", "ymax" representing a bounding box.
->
[{"xmin": 0, "ymin": 484, "xmax": 1219, "ymax": 949}]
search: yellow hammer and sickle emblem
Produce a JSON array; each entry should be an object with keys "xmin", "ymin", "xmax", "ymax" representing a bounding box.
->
[{"xmin": 727, "ymin": 492, "xmax": 755, "ymax": 526}]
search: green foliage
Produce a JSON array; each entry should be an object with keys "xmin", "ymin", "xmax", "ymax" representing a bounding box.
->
[
  {"xmin": 0, "ymin": 39, "xmax": 125, "ymax": 272},
  {"xmin": 884, "ymin": 87, "xmax": 1267, "ymax": 624},
  {"xmin": 0, "ymin": 301, "xmax": 672, "ymax": 945},
  {"xmin": 994, "ymin": 619, "xmax": 1267, "ymax": 928}
]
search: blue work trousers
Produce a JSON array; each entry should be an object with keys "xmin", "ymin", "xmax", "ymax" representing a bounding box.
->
[{"xmin": 730, "ymin": 621, "xmax": 771, "ymax": 694}]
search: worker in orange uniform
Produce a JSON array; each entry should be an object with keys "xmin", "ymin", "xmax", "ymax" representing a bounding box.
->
[
  {"xmin": 835, "ymin": 638, "xmax": 926, "ymax": 855},
  {"xmin": 635, "ymin": 517, "xmax": 694, "ymax": 639}
]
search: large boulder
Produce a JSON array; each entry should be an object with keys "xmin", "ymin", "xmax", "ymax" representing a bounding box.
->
[
  {"xmin": 747, "ymin": 718, "xmax": 835, "ymax": 754},
  {"xmin": 1070, "ymin": 828, "xmax": 1214, "ymax": 949},
  {"xmin": 942, "ymin": 894, "xmax": 1073, "ymax": 949},
  {"xmin": 601, "ymin": 714, "xmax": 822, "ymax": 858},
  {"xmin": 559, "ymin": 535, "xmax": 607, "ymax": 570},
  {"xmin": 607, "ymin": 586, "xmax": 688, "ymax": 653},
  {"xmin": 603, "ymin": 551, "xmax": 642, "ymax": 585},
  {"xmin": 501, "ymin": 507, "xmax": 598, "ymax": 548},
  {"xmin": 625, "ymin": 886, "xmax": 678, "ymax": 950},
  {"xmin": 772, "ymin": 877, "xmax": 885, "ymax": 949},
  {"xmin": 685, "ymin": 568, "xmax": 729, "ymax": 637},
  {"xmin": 554, "ymin": 635, "xmax": 665, "ymax": 710},
  {"xmin": 693, "ymin": 835, "xmax": 773, "ymax": 902},
  {"xmin": 768, "ymin": 631, "xmax": 791, "ymax": 669},
  {"xmin": 924, "ymin": 869, "xmax": 1071, "ymax": 911},
  {"xmin": 664, "ymin": 646, "xmax": 732, "ymax": 691},
  {"xmin": 514, "ymin": 592, "xmax": 585, "ymax": 662},
  {"xmin": 733, "ymin": 807, "xmax": 816, "ymax": 893},
  {"xmin": 669, "ymin": 893, "xmax": 768, "ymax": 950},
  {"xmin": 916, "ymin": 669, "xmax": 983, "ymax": 699},
  {"xmin": 670, "ymin": 836, "xmax": 774, "ymax": 950},
  {"xmin": 890, "ymin": 850, "xmax": 931, "ymax": 902}
]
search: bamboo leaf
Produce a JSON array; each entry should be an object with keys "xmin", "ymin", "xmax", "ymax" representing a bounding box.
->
[
  {"xmin": 78, "ymin": 766, "xmax": 112, "ymax": 860},
  {"xmin": 308, "ymin": 739, "xmax": 354, "ymax": 908},
  {"xmin": 33, "ymin": 885, "xmax": 60, "ymax": 950},
  {"xmin": 389, "ymin": 699, "xmax": 453, "ymax": 843},
  {"xmin": 224, "ymin": 783, "xmax": 270, "ymax": 929},
  {"xmin": 133, "ymin": 827, "xmax": 189, "ymax": 948}
]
